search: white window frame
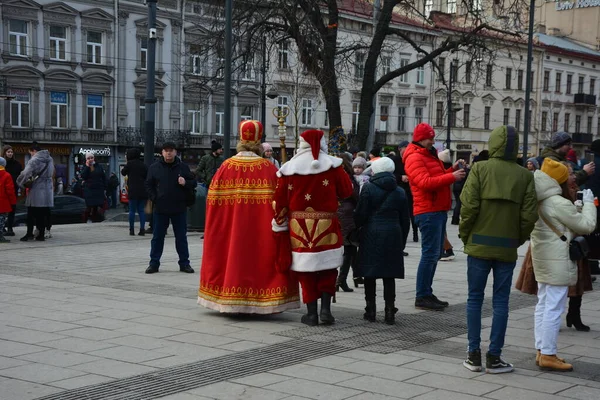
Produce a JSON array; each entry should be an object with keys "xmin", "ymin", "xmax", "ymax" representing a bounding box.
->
[
  {"xmin": 277, "ymin": 96, "xmax": 290, "ymax": 124},
  {"xmin": 415, "ymin": 107, "xmax": 423, "ymax": 126},
  {"xmin": 240, "ymin": 105, "xmax": 254, "ymax": 121},
  {"xmin": 86, "ymin": 31, "xmax": 103, "ymax": 64},
  {"xmin": 49, "ymin": 25, "xmax": 67, "ymax": 61},
  {"xmin": 398, "ymin": 107, "xmax": 406, "ymax": 132},
  {"xmin": 379, "ymin": 105, "xmax": 389, "ymax": 132},
  {"xmin": 139, "ymin": 104, "xmax": 146, "ymax": 129},
  {"xmin": 242, "ymin": 53, "xmax": 255, "ymax": 80},
  {"xmin": 424, "ymin": 0, "xmax": 434, "ymax": 15},
  {"xmin": 9, "ymin": 19, "xmax": 28, "ymax": 57},
  {"xmin": 354, "ymin": 53, "xmax": 365, "ymax": 79},
  {"xmin": 140, "ymin": 37, "xmax": 148, "ymax": 70},
  {"xmin": 278, "ymin": 41, "xmax": 289, "ymax": 69},
  {"xmin": 50, "ymin": 91, "xmax": 68, "ymax": 128},
  {"xmin": 188, "ymin": 108, "xmax": 206, "ymax": 134},
  {"xmin": 399, "ymin": 58, "xmax": 409, "ymax": 83},
  {"xmin": 10, "ymin": 89, "xmax": 30, "ymax": 128},
  {"xmin": 416, "ymin": 65, "xmax": 425, "ymax": 84},
  {"xmin": 87, "ymin": 94, "xmax": 104, "ymax": 130},
  {"xmin": 381, "ymin": 56, "xmax": 391, "ymax": 77},
  {"xmin": 215, "ymin": 104, "xmax": 224, "ymax": 135},
  {"xmin": 447, "ymin": 0, "xmax": 457, "ymax": 13},
  {"xmin": 301, "ymin": 98, "xmax": 314, "ymax": 127},
  {"xmin": 351, "ymin": 102, "xmax": 360, "ymax": 132}
]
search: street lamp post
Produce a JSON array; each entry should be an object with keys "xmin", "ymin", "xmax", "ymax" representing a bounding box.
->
[
  {"xmin": 446, "ymin": 60, "xmax": 454, "ymax": 151},
  {"xmin": 144, "ymin": 0, "xmax": 157, "ymax": 168},
  {"xmin": 260, "ymin": 35, "xmax": 267, "ymax": 139},
  {"xmin": 273, "ymin": 107, "xmax": 289, "ymax": 164},
  {"xmin": 523, "ymin": 0, "xmax": 536, "ymax": 163}
]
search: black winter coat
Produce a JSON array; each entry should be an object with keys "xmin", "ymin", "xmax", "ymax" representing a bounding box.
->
[
  {"xmin": 145, "ymin": 158, "xmax": 197, "ymax": 214},
  {"xmin": 81, "ymin": 164, "xmax": 107, "ymax": 207},
  {"xmin": 337, "ymin": 171, "xmax": 360, "ymax": 245},
  {"xmin": 389, "ymin": 155, "xmax": 411, "ymax": 199},
  {"xmin": 122, "ymin": 159, "xmax": 148, "ymax": 200},
  {"xmin": 5, "ymin": 158, "xmax": 22, "ymax": 190},
  {"xmin": 354, "ymin": 172, "xmax": 410, "ymax": 279}
]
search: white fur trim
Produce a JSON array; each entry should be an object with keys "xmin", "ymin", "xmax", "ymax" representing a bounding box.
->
[
  {"xmin": 290, "ymin": 247, "xmax": 343, "ymax": 272},
  {"xmin": 278, "ymin": 148, "xmax": 343, "ymax": 176},
  {"xmin": 311, "ymin": 160, "xmax": 320, "ymax": 169},
  {"xmin": 197, "ymin": 297, "xmax": 300, "ymax": 314},
  {"xmin": 272, "ymin": 218, "xmax": 289, "ymax": 232}
]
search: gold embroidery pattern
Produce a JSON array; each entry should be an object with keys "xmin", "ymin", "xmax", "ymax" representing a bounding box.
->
[
  {"xmin": 291, "ymin": 210, "xmax": 337, "ymax": 219},
  {"xmin": 289, "ymin": 207, "xmax": 339, "ymax": 249},
  {"xmin": 208, "ymin": 177, "xmax": 275, "ymax": 206},
  {"xmin": 198, "ymin": 282, "xmax": 300, "ymax": 306},
  {"xmin": 224, "ymin": 157, "xmax": 271, "ymax": 173}
]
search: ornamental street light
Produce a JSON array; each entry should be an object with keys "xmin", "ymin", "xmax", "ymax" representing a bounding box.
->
[{"xmin": 273, "ymin": 107, "xmax": 290, "ymax": 164}]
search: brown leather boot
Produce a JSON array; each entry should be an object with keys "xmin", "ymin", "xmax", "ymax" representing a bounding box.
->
[
  {"xmin": 536, "ymin": 350, "xmax": 565, "ymax": 366},
  {"xmin": 538, "ymin": 354, "xmax": 573, "ymax": 371}
]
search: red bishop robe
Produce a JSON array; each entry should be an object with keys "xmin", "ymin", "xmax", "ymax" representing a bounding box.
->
[
  {"xmin": 273, "ymin": 162, "xmax": 353, "ymax": 272},
  {"xmin": 198, "ymin": 152, "xmax": 300, "ymax": 313}
]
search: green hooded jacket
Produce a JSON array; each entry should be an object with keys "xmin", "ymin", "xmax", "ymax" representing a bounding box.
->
[
  {"xmin": 459, "ymin": 126, "xmax": 538, "ymax": 262},
  {"xmin": 540, "ymin": 146, "xmax": 588, "ymax": 186}
]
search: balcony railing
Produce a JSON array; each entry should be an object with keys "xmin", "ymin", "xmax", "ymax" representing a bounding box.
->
[
  {"xmin": 2, "ymin": 128, "xmax": 34, "ymax": 141},
  {"xmin": 83, "ymin": 131, "xmax": 111, "ymax": 143},
  {"xmin": 572, "ymin": 132, "xmax": 594, "ymax": 144},
  {"xmin": 117, "ymin": 127, "xmax": 190, "ymax": 149},
  {"xmin": 573, "ymin": 93, "xmax": 597, "ymax": 106}
]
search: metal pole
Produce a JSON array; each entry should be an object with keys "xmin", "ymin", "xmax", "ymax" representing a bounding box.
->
[
  {"xmin": 144, "ymin": 0, "xmax": 157, "ymax": 167},
  {"xmin": 223, "ymin": 0, "xmax": 233, "ymax": 158},
  {"xmin": 446, "ymin": 60, "xmax": 453, "ymax": 150},
  {"xmin": 365, "ymin": 0, "xmax": 381, "ymax": 153},
  {"xmin": 523, "ymin": 0, "xmax": 536, "ymax": 164},
  {"xmin": 260, "ymin": 35, "xmax": 267, "ymax": 143}
]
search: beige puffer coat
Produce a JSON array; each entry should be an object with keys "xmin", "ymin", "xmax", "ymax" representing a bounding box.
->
[{"xmin": 531, "ymin": 170, "xmax": 597, "ymax": 286}]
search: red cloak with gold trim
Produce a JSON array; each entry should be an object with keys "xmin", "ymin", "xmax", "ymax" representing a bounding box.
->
[{"xmin": 198, "ymin": 152, "xmax": 300, "ymax": 313}]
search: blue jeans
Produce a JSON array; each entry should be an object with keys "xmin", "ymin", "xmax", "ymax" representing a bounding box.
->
[
  {"xmin": 149, "ymin": 212, "xmax": 190, "ymax": 268},
  {"xmin": 414, "ymin": 211, "xmax": 446, "ymax": 298},
  {"xmin": 128, "ymin": 199, "xmax": 146, "ymax": 231},
  {"xmin": 466, "ymin": 256, "xmax": 516, "ymax": 356}
]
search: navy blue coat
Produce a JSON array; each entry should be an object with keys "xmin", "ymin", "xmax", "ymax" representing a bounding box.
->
[
  {"xmin": 145, "ymin": 157, "xmax": 196, "ymax": 215},
  {"xmin": 81, "ymin": 164, "xmax": 107, "ymax": 207},
  {"xmin": 354, "ymin": 172, "xmax": 410, "ymax": 279}
]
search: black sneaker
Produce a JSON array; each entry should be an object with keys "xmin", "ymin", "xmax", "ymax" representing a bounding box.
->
[
  {"xmin": 180, "ymin": 265, "xmax": 195, "ymax": 273},
  {"xmin": 145, "ymin": 266, "xmax": 159, "ymax": 274},
  {"xmin": 440, "ymin": 249, "xmax": 455, "ymax": 261},
  {"xmin": 430, "ymin": 294, "xmax": 449, "ymax": 307},
  {"xmin": 415, "ymin": 297, "xmax": 445, "ymax": 311},
  {"xmin": 5, "ymin": 229, "xmax": 15, "ymax": 237},
  {"xmin": 486, "ymin": 353, "xmax": 514, "ymax": 374},
  {"xmin": 463, "ymin": 349, "xmax": 482, "ymax": 372},
  {"xmin": 20, "ymin": 234, "xmax": 34, "ymax": 242}
]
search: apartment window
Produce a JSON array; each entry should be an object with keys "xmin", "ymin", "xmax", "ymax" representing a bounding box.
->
[
  {"xmin": 415, "ymin": 107, "xmax": 423, "ymax": 125},
  {"xmin": 215, "ymin": 46, "xmax": 225, "ymax": 78},
  {"xmin": 541, "ymin": 111, "xmax": 548, "ymax": 131},
  {"xmin": 87, "ymin": 94, "xmax": 103, "ymax": 130},
  {"xmin": 463, "ymin": 104, "xmax": 470, "ymax": 128},
  {"xmin": 485, "ymin": 64, "xmax": 493, "ymax": 86},
  {"xmin": 575, "ymin": 115, "xmax": 581, "ymax": 132},
  {"xmin": 50, "ymin": 92, "xmax": 68, "ymax": 128},
  {"xmin": 465, "ymin": 61, "xmax": 472, "ymax": 84},
  {"xmin": 215, "ymin": 104, "xmax": 224, "ymax": 135},
  {"xmin": 578, "ymin": 76, "xmax": 585, "ymax": 93},
  {"xmin": 240, "ymin": 105, "xmax": 254, "ymax": 121},
  {"xmin": 49, "ymin": 26, "xmax": 67, "ymax": 61},
  {"xmin": 10, "ymin": 89, "xmax": 30, "ymax": 128},
  {"xmin": 438, "ymin": 57, "xmax": 445, "ymax": 81},
  {"xmin": 9, "ymin": 20, "xmax": 28, "ymax": 56},
  {"xmin": 324, "ymin": 109, "xmax": 329, "ymax": 127},
  {"xmin": 399, "ymin": 58, "xmax": 409, "ymax": 83},
  {"xmin": 379, "ymin": 106, "xmax": 389, "ymax": 132},
  {"xmin": 503, "ymin": 108, "xmax": 510, "ymax": 126},
  {"xmin": 86, "ymin": 31, "xmax": 102, "ymax": 64},
  {"xmin": 515, "ymin": 109, "xmax": 521, "ymax": 131},
  {"xmin": 398, "ymin": 107, "xmax": 406, "ymax": 131},
  {"xmin": 435, "ymin": 102, "xmax": 444, "ymax": 126},
  {"xmin": 471, "ymin": 0, "xmax": 483, "ymax": 10},
  {"xmin": 505, "ymin": 68, "xmax": 512, "ymax": 89},
  {"xmin": 354, "ymin": 53, "xmax": 365, "ymax": 79},
  {"xmin": 381, "ymin": 56, "xmax": 391, "ymax": 77},
  {"xmin": 424, "ymin": 0, "xmax": 434, "ymax": 15},
  {"xmin": 564, "ymin": 113, "xmax": 570, "ymax": 131},
  {"xmin": 517, "ymin": 69, "xmax": 524, "ymax": 90},
  {"xmin": 190, "ymin": 44, "xmax": 204, "ymax": 75},
  {"xmin": 277, "ymin": 96, "xmax": 290, "ymax": 124},
  {"xmin": 140, "ymin": 37, "xmax": 148, "ymax": 70},
  {"xmin": 555, "ymin": 72, "xmax": 562, "ymax": 93},
  {"xmin": 188, "ymin": 107, "xmax": 206, "ymax": 134},
  {"xmin": 543, "ymin": 71, "xmax": 550, "ymax": 91},
  {"xmin": 416, "ymin": 65, "xmax": 425, "ymax": 84},
  {"xmin": 301, "ymin": 99, "xmax": 314, "ymax": 126},
  {"xmin": 450, "ymin": 62, "xmax": 458, "ymax": 81},
  {"xmin": 552, "ymin": 112, "xmax": 559, "ymax": 132},
  {"xmin": 447, "ymin": 0, "xmax": 457, "ymax": 13},
  {"xmin": 351, "ymin": 102, "xmax": 360, "ymax": 132},
  {"xmin": 590, "ymin": 78, "xmax": 596, "ymax": 95},
  {"xmin": 598, "ymin": 117, "xmax": 600, "ymax": 135},
  {"xmin": 484, "ymin": 106, "xmax": 490, "ymax": 130},
  {"xmin": 278, "ymin": 41, "xmax": 289, "ymax": 69},
  {"xmin": 566, "ymin": 74, "xmax": 573, "ymax": 94},
  {"xmin": 588, "ymin": 116, "xmax": 593, "ymax": 134},
  {"xmin": 241, "ymin": 53, "xmax": 255, "ymax": 80}
]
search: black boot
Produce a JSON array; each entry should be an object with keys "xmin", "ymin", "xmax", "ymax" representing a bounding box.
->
[
  {"xmin": 6, "ymin": 228, "xmax": 15, "ymax": 237},
  {"xmin": 566, "ymin": 296, "xmax": 590, "ymax": 332},
  {"xmin": 337, "ymin": 247, "xmax": 355, "ymax": 292},
  {"xmin": 353, "ymin": 277, "xmax": 364, "ymax": 288},
  {"xmin": 319, "ymin": 293, "xmax": 335, "ymax": 325},
  {"xmin": 413, "ymin": 231, "xmax": 419, "ymax": 243},
  {"xmin": 384, "ymin": 301, "xmax": 398, "ymax": 325},
  {"xmin": 130, "ymin": 228, "xmax": 135, "ymax": 236},
  {"xmin": 336, "ymin": 281, "xmax": 354, "ymax": 292},
  {"xmin": 301, "ymin": 301, "xmax": 318, "ymax": 326},
  {"xmin": 364, "ymin": 299, "xmax": 376, "ymax": 322}
]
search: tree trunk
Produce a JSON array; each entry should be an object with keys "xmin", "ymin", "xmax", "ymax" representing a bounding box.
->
[
  {"xmin": 356, "ymin": 88, "xmax": 375, "ymax": 151},
  {"xmin": 320, "ymin": 66, "xmax": 342, "ymax": 133}
]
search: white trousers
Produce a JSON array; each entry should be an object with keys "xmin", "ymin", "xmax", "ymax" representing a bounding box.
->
[{"xmin": 534, "ymin": 283, "xmax": 568, "ymax": 355}]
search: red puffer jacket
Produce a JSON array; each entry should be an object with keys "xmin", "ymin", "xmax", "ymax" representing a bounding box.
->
[
  {"xmin": 402, "ymin": 143, "xmax": 455, "ymax": 216},
  {"xmin": 0, "ymin": 169, "xmax": 17, "ymax": 214}
]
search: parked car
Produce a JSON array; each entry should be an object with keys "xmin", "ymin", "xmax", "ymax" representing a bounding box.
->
[{"xmin": 13, "ymin": 195, "xmax": 87, "ymax": 226}]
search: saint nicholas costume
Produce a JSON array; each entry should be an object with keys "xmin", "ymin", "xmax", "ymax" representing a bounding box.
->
[
  {"xmin": 198, "ymin": 120, "xmax": 301, "ymax": 313},
  {"xmin": 273, "ymin": 129, "xmax": 353, "ymax": 325}
]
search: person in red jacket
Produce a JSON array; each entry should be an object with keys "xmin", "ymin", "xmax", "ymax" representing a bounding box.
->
[
  {"xmin": 0, "ymin": 157, "xmax": 17, "ymax": 243},
  {"xmin": 403, "ymin": 123, "xmax": 466, "ymax": 311}
]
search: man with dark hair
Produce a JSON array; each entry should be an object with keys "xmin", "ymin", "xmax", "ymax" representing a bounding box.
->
[
  {"xmin": 541, "ymin": 131, "xmax": 594, "ymax": 185},
  {"xmin": 197, "ymin": 141, "xmax": 224, "ymax": 187}
]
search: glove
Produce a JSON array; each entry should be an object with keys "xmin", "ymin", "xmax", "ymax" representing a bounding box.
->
[{"xmin": 582, "ymin": 189, "xmax": 595, "ymax": 204}]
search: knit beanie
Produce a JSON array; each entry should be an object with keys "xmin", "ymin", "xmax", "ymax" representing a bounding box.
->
[
  {"xmin": 541, "ymin": 158, "xmax": 569, "ymax": 184},
  {"xmin": 370, "ymin": 146, "xmax": 381, "ymax": 158},
  {"xmin": 413, "ymin": 123, "xmax": 435, "ymax": 142},
  {"xmin": 211, "ymin": 140, "xmax": 223, "ymax": 152},
  {"xmin": 526, "ymin": 157, "xmax": 539, "ymax": 170},
  {"xmin": 591, "ymin": 139, "xmax": 600, "ymax": 155},
  {"xmin": 262, "ymin": 142, "xmax": 273, "ymax": 152},
  {"xmin": 0, "ymin": 157, "xmax": 5, "ymax": 167},
  {"xmin": 370, "ymin": 157, "xmax": 395, "ymax": 174},
  {"xmin": 551, "ymin": 131, "xmax": 572, "ymax": 149},
  {"xmin": 438, "ymin": 149, "xmax": 451, "ymax": 164},
  {"xmin": 352, "ymin": 156, "xmax": 367, "ymax": 168},
  {"xmin": 566, "ymin": 149, "xmax": 577, "ymax": 163}
]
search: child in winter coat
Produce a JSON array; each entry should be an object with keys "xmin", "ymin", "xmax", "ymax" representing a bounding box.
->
[
  {"xmin": 352, "ymin": 157, "xmax": 370, "ymax": 192},
  {"xmin": 0, "ymin": 157, "xmax": 17, "ymax": 243}
]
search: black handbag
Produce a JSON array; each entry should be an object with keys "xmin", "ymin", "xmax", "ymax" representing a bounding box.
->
[{"xmin": 538, "ymin": 210, "xmax": 589, "ymax": 261}]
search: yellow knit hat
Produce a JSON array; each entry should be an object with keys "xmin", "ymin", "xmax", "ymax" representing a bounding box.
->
[{"xmin": 541, "ymin": 158, "xmax": 569, "ymax": 184}]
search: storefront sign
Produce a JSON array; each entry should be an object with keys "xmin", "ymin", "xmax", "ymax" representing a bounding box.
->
[
  {"xmin": 556, "ymin": 0, "xmax": 600, "ymax": 10},
  {"xmin": 456, "ymin": 144, "xmax": 472, "ymax": 150},
  {"xmin": 10, "ymin": 144, "xmax": 71, "ymax": 156},
  {"xmin": 78, "ymin": 147, "xmax": 111, "ymax": 156}
]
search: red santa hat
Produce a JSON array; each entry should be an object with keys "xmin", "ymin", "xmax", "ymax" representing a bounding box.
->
[{"xmin": 299, "ymin": 130, "xmax": 324, "ymax": 169}]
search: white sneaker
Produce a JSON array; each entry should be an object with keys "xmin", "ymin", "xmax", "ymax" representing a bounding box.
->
[
  {"xmin": 45, "ymin": 231, "xmax": 52, "ymax": 239},
  {"xmin": 34, "ymin": 228, "xmax": 40, "ymax": 237}
]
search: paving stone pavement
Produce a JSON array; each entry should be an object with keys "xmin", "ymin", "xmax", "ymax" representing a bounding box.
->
[{"xmin": 2, "ymin": 221, "xmax": 600, "ymax": 399}]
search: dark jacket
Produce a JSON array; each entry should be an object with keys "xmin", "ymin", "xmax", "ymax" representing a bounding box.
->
[
  {"xmin": 389, "ymin": 155, "xmax": 411, "ymax": 198},
  {"xmin": 585, "ymin": 154, "xmax": 600, "ymax": 227},
  {"xmin": 197, "ymin": 153, "xmax": 224, "ymax": 186},
  {"xmin": 81, "ymin": 164, "xmax": 107, "ymax": 207},
  {"xmin": 459, "ymin": 126, "xmax": 538, "ymax": 262},
  {"xmin": 337, "ymin": 171, "xmax": 360, "ymax": 245},
  {"xmin": 541, "ymin": 146, "xmax": 588, "ymax": 186},
  {"xmin": 107, "ymin": 174, "xmax": 119, "ymax": 192},
  {"xmin": 145, "ymin": 157, "xmax": 197, "ymax": 214},
  {"xmin": 121, "ymin": 159, "xmax": 148, "ymax": 200},
  {"xmin": 5, "ymin": 157, "xmax": 22, "ymax": 190},
  {"xmin": 354, "ymin": 172, "xmax": 410, "ymax": 279}
]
